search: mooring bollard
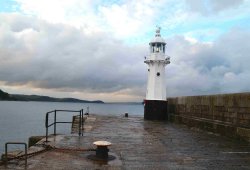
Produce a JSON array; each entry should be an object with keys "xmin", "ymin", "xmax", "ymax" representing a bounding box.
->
[
  {"xmin": 93, "ymin": 141, "xmax": 111, "ymax": 159},
  {"xmin": 125, "ymin": 113, "xmax": 128, "ymax": 117},
  {"xmin": 87, "ymin": 140, "xmax": 115, "ymax": 161}
]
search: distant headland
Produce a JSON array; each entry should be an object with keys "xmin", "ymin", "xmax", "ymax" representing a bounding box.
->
[{"xmin": 0, "ymin": 89, "xmax": 104, "ymax": 103}]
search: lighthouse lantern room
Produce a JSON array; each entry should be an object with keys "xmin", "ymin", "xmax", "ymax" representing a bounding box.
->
[{"xmin": 144, "ymin": 27, "xmax": 170, "ymax": 120}]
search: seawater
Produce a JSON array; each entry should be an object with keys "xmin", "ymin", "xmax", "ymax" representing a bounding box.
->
[{"xmin": 0, "ymin": 101, "xmax": 143, "ymax": 154}]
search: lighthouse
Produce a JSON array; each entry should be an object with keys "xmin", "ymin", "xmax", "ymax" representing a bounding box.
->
[{"xmin": 144, "ymin": 27, "xmax": 170, "ymax": 120}]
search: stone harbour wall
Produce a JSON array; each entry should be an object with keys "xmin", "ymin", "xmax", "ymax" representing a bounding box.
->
[{"xmin": 168, "ymin": 93, "xmax": 250, "ymax": 142}]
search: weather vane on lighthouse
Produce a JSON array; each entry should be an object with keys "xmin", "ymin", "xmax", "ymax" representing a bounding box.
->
[
  {"xmin": 144, "ymin": 26, "xmax": 170, "ymax": 120},
  {"xmin": 156, "ymin": 26, "xmax": 161, "ymax": 34}
]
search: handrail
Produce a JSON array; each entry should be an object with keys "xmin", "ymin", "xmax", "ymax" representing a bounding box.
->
[
  {"xmin": 5, "ymin": 142, "xmax": 27, "ymax": 166},
  {"xmin": 45, "ymin": 108, "xmax": 89, "ymax": 142}
]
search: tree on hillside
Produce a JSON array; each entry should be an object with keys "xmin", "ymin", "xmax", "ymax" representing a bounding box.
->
[{"xmin": 0, "ymin": 89, "xmax": 10, "ymax": 100}]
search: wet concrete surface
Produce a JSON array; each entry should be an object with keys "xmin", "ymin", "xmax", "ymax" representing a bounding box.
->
[{"xmin": 1, "ymin": 114, "xmax": 250, "ymax": 169}]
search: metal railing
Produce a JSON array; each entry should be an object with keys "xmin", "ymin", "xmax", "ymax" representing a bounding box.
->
[
  {"xmin": 4, "ymin": 142, "xmax": 27, "ymax": 166},
  {"xmin": 45, "ymin": 108, "xmax": 89, "ymax": 142}
]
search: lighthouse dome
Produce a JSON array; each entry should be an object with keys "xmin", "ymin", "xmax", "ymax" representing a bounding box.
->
[
  {"xmin": 149, "ymin": 27, "xmax": 166, "ymax": 45},
  {"xmin": 149, "ymin": 36, "xmax": 166, "ymax": 44}
]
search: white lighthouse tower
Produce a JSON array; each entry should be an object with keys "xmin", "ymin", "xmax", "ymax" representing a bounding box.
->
[{"xmin": 144, "ymin": 27, "xmax": 170, "ymax": 120}]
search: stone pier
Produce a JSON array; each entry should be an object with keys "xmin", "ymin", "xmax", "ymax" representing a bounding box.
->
[
  {"xmin": 1, "ymin": 114, "xmax": 250, "ymax": 169},
  {"xmin": 168, "ymin": 92, "xmax": 250, "ymax": 142}
]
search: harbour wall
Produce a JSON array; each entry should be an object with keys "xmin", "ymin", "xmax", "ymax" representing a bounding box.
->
[{"xmin": 167, "ymin": 93, "xmax": 250, "ymax": 142}]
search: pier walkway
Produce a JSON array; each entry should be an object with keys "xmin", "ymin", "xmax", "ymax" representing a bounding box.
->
[{"xmin": 1, "ymin": 114, "xmax": 250, "ymax": 169}]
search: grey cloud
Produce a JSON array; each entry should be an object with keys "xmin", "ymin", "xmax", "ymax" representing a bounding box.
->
[
  {"xmin": 166, "ymin": 28, "xmax": 250, "ymax": 97},
  {"xmin": 0, "ymin": 14, "xmax": 146, "ymax": 96},
  {"xmin": 211, "ymin": 0, "xmax": 244, "ymax": 12},
  {"xmin": 186, "ymin": 0, "xmax": 244, "ymax": 15}
]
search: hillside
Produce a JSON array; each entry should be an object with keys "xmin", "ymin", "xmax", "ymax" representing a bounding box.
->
[
  {"xmin": 0, "ymin": 89, "xmax": 15, "ymax": 100},
  {"xmin": 0, "ymin": 89, "xmax": 104, "ymax": 103}
]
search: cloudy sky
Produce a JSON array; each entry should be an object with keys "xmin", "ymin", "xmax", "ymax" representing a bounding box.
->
[{"xmin": 0, "ymin": 0, "xmax": 250, "ymax": 102}]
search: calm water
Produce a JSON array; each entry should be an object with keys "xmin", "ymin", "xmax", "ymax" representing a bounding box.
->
[{"xmin": 0, "ymin": 101, "xmax": 143, "ymax": 154}]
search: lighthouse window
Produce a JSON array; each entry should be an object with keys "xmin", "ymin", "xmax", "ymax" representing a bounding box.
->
[
  {"xmin": 152, "ymin": 44, "xmax": 155, "ymax": 53},
  {"xmin": 148, "ymin": 69, "xmax": 150, "ymax": 72},
  {"xmin": 156, "ymin": 43, "xmax": 161, "ymax": 53},
  {"xmin": 157, "ymin": 72, "xmax": 160, "ymax": 76},
  {"xmin": 156, "ymin": 47, "xmax": 159, "ymax": 52}
]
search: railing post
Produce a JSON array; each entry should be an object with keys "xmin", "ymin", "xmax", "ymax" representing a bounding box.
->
[
  {"xmin": 5, "ymin": 142, "xmax": 27, "ymax": 167},
  {"xmin": 5, "ymin": 143, "xmax": 7, "ymax": 164},
  {"xmin": 45, "ymin": 113, "xmax": 49, "ymax": 142},
  {"xmin": 54, "ymin": 110, "xmax": 57, "ymax": 136},
  {"xmin": 24, "ymin": 143, "xmax": 27, "ymax": 166},
  {"xmin": 78, "ymin": 110, "xmax": 81, "ymax": 136},
  {"xmin": 81, "ymin": 109, "xmax": 84, "ymax": 136}
]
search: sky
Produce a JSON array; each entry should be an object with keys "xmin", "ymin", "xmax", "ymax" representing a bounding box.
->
[{"xmin": 0, "ymin": 0, "xmax": 250, "ymax": 102}]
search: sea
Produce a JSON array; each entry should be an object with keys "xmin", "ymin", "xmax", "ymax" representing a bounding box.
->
[{"xmin": 0, "ymin": 101, "xmax": 143, "ymax": 154}]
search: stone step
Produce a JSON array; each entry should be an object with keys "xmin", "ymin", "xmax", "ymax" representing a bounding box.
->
[{"xmin": 71, "ymin": 115, "xmax": 87, "ymax": 134}]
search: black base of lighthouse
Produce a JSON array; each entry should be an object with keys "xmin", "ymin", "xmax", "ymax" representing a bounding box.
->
[{"xmin": 144, "ymin": 100, "xmax": 168, "ymax": 121}]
